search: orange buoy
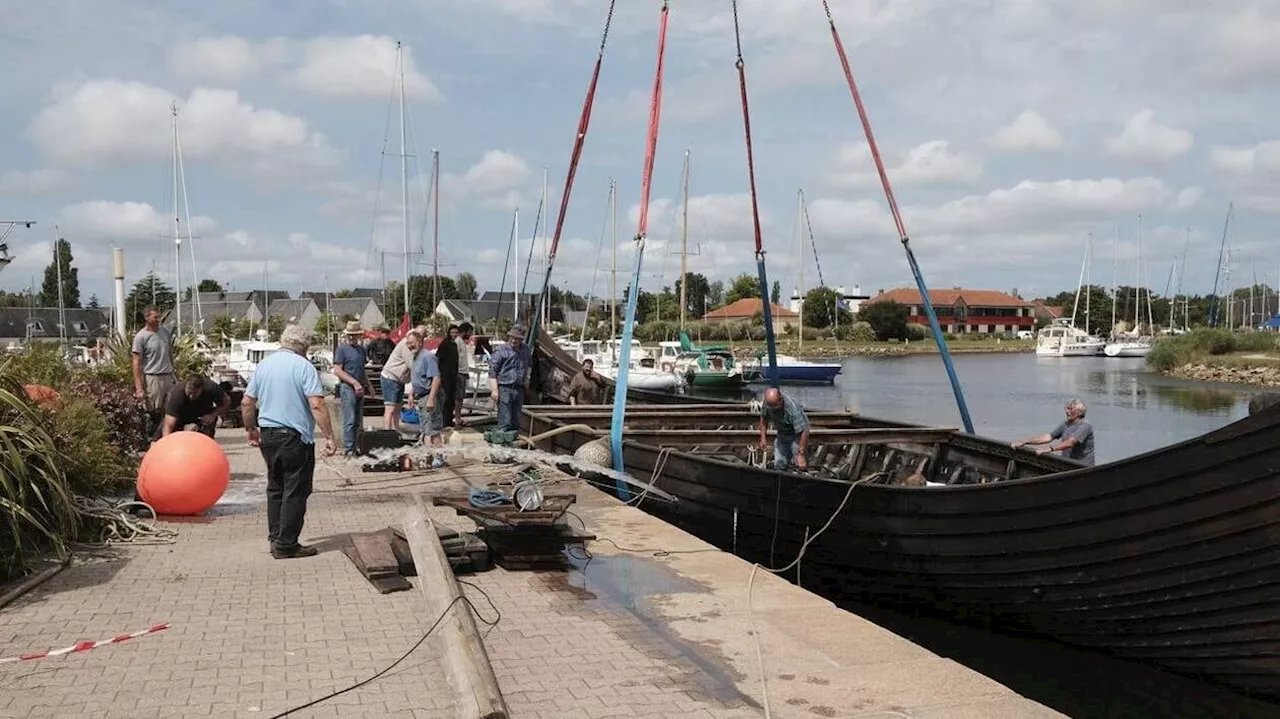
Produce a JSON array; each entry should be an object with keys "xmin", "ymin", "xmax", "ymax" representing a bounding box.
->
[
  {"xmin": 23, "ymin": 384, "xmax": 61, "ymax": 407},
  {"xmin": 137, "ymin": 431, "xmax": 230, "ymax": 516}
]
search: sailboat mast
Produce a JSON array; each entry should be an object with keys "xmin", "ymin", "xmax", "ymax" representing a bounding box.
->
[
  {"xmin": 796, "ymin": 189, "xmax": 805, "ymax": 354},
  {"xmin": 1109, "ymin": 226, "xmax": 1119, "ymax": 337},
  {"xmin": 679, "ymin": 148, "xmax": 690, "ymax": 332},
  {"xmin": 610, "ymin": 180, "xmax": 617, "ymax": 361},
  {"xmin": 397, "ymin": 42, "xmax": 410, "ymax": 322},
  {"xmin": 171, "ymin": 102, "xmax": 182, "ymax": 339},
  {"xmin": 541, "ymin": 166, "xmax": 549, "ymax": 327},
  {"xmin": 513, "ymin": 208, "xmax": 520, "ymax": 323},
  {"xmin": 1134, "ymin": 215, "xmax": 1143, "ymax": 332},
  {"xmin": 431, "ymin": 148, "xmax": 440, "ymax": 313}
]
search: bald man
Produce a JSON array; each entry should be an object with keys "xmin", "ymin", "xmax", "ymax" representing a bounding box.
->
[{"xmin": 757, "ymin": 387, "xmax": 810, "ymax": 470}]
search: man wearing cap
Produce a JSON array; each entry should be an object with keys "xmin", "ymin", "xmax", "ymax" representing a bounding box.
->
[
  {"xmin": 488, "ymin": 324, "xmax": 532, "ymax": 433},
  {"xmin": 332, "ymin": 321, "xmax": 373, "ymax": 456}
]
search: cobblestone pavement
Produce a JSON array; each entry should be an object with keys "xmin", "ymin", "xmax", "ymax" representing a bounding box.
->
[{"xmin": 0, "ymin": 430, "xmax": 763, "ymax": 718}]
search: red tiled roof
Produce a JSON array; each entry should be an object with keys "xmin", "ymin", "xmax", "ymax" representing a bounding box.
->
[
  {"xmin": 1033, "ymin": 301, "xmax": 1064, "ymax": 318},
  {"xmin": 865, "ymin": 288, "xmax": 1031, "ymax": 308},
  {"xmin": 701, "ymin": 298, "xmax": 799, "ymax": 320}
]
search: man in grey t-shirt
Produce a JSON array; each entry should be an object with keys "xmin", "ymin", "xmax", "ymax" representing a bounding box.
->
[
  {"xmin": 1011, "ymin": 398, "xmax": 1096, "ymax": 466},
  {"xmin": 132, "ymin": 306, "xmax": 176, "ymax": 431}
]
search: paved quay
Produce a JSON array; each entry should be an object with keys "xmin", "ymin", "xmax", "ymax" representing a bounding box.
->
[{"xmin": 0, "ymin": 427, "xmax": 1060, "ymax": 718}]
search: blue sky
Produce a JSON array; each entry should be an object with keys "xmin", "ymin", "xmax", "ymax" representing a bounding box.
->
[{"xmin": 1, "ymin": 0, "xmax": 1278, "ymax": 307}]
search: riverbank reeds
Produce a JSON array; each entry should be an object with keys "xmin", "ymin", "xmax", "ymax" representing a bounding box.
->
[{"xmin": 1147, "ymin": 328, "xmax": 1278, "ymax": 372}]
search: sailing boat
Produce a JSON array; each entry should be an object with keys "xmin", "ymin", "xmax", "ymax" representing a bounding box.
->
[
  {"xmin": 565, "ymin": 179, "xmax": 682, "ymax": 392},
  {"xmin": 745, "ymin": 189, "xmax": 842, "ymax": 384},
  {"xmin": 1104, "ymin": 216, "xmax": 1154, "ymax": 358},
  {"xmin": 1036, "ymin": 233, "xmax": 1105, "ymax": 357}
]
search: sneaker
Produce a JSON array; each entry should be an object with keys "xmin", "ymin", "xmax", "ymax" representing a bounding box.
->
[
  {"xmin": 430, "ymin": 455, "xmax": 446, "ymax": 469},
  {"xmin": 271, "ymin": 544, "xmax": 319, "ymax": 559}
]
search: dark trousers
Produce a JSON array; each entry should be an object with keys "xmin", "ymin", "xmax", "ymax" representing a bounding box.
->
[
  {"xmin": 259, "ymin": 427, "xmax": 316, "ymax": 549},
  {"xmin": 441, "ymin": 373, "xmax": 458, "ymax": 427}
]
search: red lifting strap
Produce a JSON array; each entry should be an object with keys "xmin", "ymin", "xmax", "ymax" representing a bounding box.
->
[
  {"xmin": 635, "ymin": 1, "xmax": 671, "ymax": 238},
  {"xmin": 822, "ymin": 0, "xmax": 908, "ymax": 242},
  {"xmin": 546, "ymin": 0, "xmax": 618, "ymax": 264},
  {"xmin": 731, "ymin": 0, "xmax": 766, "ymax": 257}
]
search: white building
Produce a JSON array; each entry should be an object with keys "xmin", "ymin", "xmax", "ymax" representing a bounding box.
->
[{"xmin": 789, "ymin": 284, "xmax": 871, "ymax": 318}]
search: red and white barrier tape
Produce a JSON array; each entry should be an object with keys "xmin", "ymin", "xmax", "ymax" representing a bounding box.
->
[{"xmin": 0, "ymin": 623, "xmax": 170, "ymax": 664}]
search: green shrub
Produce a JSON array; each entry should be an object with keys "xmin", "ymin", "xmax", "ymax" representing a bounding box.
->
[
  {"xmin": 44, "ymin": 397, "xmax": 137, "ymax": 495},
  {"xmin": 1146, "ymin": 340, "xmax": 1183, "ymax": 372},
  {"xmin": 0, "ymin": 364, "xmax": 77, "ymax": 581},
  {"xmin": 1, "ymin": 343, "xmax": 73, "ymax": 388},
  {"xmin": 905, "ymin": 324, "xmax": 929, "ymax": 341}
]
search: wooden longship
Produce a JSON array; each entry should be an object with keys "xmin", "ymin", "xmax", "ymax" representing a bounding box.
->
[{"xmin": 518, "ymin": 329, "xmax": 1280, "ymax": 703}]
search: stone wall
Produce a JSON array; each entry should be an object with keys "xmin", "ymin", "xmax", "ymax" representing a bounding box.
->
[{"xmin": 1168, "ymin": 363, "xmax": 1280, "ymax": 387}]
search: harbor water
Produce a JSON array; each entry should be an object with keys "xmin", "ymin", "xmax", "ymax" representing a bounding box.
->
[{"xmin": 736, "ymin": 353, "xmax": 1254, "ymax": 464}]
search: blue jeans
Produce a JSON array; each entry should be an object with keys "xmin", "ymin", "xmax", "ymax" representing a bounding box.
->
[
  {"xmin": 774, "ymin": 435, "xmax": 801, "ymax": 469},
  {"xmin": 338, "ymin": 384, "xmax": 360, "ymax": 452},
  {"xmin": 497, "ymin": 384, "xmax": 524, "ymax": 432}
]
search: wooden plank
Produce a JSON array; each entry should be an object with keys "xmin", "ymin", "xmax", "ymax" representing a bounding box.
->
[
  {"xmin": 403, "ymin": 497, "xmax": 509, "ymax": 719},
  {"xmin": 350, "ymin": 533, "xmax": 400, "ymax": 577}
]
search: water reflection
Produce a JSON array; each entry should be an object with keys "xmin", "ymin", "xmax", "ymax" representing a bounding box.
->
[
  {"xmin": 1149, "ymin": 383, "xmax": 1241, "ymax": 414},
  {"xmin": 718, "ymin": 354, "xmax": 1256, "ymax": 464}
]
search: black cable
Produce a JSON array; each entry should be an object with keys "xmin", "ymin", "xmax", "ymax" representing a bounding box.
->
[
  {"xmin": 564, "ymin": 510, "xmax": 719, "ymax": 558},
  {"xmin": 268, "ymin": 592, "xmax": 490, "ymax": 718}
]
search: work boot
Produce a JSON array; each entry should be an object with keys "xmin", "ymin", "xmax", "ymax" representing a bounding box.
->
[{"xmin": 271, "ymin": 543, "xmax": 319, "ymax": 559}]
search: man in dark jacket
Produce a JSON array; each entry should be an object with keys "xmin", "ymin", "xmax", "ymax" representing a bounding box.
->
[{"xmin": 435, "ymin": 324, "xmax": 460, "ymax": 428}]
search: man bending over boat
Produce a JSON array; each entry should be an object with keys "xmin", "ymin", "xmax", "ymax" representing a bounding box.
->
[
  {"xmin": 1011, "ymin": 398, "xmax": 1095, "ymax": 466},
  {"xmin": 758, "ymin": 388, "xmax": 810, "ymax": 470}
]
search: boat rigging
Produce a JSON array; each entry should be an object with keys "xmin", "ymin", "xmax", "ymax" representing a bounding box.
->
[{"xmin": 0, "ymin": 221, "xmax": 34, "ymax": 275}]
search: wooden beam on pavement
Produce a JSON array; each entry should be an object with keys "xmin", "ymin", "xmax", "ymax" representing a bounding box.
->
[{"xmin": 403, "ymin": 496, "xmax": 509, "ymax": 719}]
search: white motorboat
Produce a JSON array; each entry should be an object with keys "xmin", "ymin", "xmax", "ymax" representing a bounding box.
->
[{"xmin": 1035, "ymin": 321, "xmax": 1105, "ymax": 357}]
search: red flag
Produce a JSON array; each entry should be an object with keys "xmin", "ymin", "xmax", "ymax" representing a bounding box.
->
[{"xmin": 388, "ymin": 312, "xmax": 412, "ymax": 343}]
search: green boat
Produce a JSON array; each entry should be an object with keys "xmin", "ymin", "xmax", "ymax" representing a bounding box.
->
[{"xmin": 657, "ymin": 332, "xmax": 745, "ymax": 390}]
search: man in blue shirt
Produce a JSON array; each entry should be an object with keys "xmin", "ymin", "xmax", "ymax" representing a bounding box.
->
[
  {"xmin": 1012, "ymin": 398, "xmax": 1096, "ymax": 466},
  {"xmin": 241, "ymin": 324, "xmax": 337, "ymax": 559},
  {"xmin": 487, "ymin": 324, "xmax": 532, "ymax": 432},
  {"xmin": 757, "ymin": 387, "xmax": 810, "ymax": 470},
  {"xmin": 332, "ymin": 321, "xmax": 373, "ymax": 457},
  {"xmin": 412, "ymin": 343, "xmax": 445, "ymax": 467}
]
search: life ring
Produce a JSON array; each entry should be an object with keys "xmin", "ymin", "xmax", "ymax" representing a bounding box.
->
[{"xmin": 661, "ymin": 361, "xmax": 674, "ymax": 373}]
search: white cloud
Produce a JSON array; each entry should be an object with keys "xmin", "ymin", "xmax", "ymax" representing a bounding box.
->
[
  {"xmin": 1202, "ymin": 7, "xmax": 1280, "ymax": 83},
  {"xmin": 26, "ymin": 80, "xmax": 343, "ymax": 179},
  {"xmin": 57, "ymin": 200, "xmax": 219, "ymax": 246},
  {"xmin": 170, "ymin": 35, "xmax": 441, "ymax": 102},
  {"xmin": 1211, "ymin": 140, "xmax": 1280, "ymax": 182},
  {"xmin": 169, "ymin": 36, "xmax": 261, "ymax": 84},
  {"xmin": 1104, "ymin": 109, "xmax": 1194, "ymax": 163},
  {"xmin": 0, "ymin": 169, "xmax": 68, "ymax": 196},
  {"xmin": 989, "ymin": 111, "xmax": 1064, "ymax": 152},
  {"xmin": 460, "ymin": 150, "xmax": 532, "ymax": 196},
  {"xmin": 828, "ymin": 140, "xmax": 983, "ymax": 190},
  {"xmin": 914, "ymin": 177, "xmax": 1181, "ymax": 234},
  {"xmin": 288, "ymin": 36, "xmax": 440, "ymax": 101}
]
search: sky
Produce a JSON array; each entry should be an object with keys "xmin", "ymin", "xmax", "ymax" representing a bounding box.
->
[{"xmin": 1, "ymin": 0, "xmax": 1278, "ymax": 308}]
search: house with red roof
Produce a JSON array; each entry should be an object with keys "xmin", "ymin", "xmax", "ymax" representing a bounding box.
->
[
  {"xmin": 701, "ymin": 298, "xmax": 800, "ymax": 334},
  {"xmin": 863, "ymin": 287, "xmax": 1035, "ymax": 335}
]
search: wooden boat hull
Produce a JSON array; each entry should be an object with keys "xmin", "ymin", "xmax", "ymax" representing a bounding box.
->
[{"xmin": 517, "ymin": 398, "xmax": 1280, "ymax": 704}]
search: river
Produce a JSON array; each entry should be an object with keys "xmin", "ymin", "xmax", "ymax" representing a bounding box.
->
[{"xmin": 739, "ymin": 353, "xmax": 1255, "ymax": 464}]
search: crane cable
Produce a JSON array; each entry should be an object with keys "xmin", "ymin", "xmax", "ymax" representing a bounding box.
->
[
  {"xmin": 820, "ymin": 0, "xmax": 975, "ymax": 434},
  {"xmin": 527, "ymin": 0, "xmax": 617, "ymax": 343},
  {"xmin": 731, "ymin": 0, "xmax": 779, "ymax": 387}
]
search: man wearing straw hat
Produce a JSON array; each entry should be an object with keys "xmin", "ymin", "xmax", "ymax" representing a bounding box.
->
[
  {"xmin": 332, "ymin": 320, "xmax": 373, "ymax": 456},
  {"xmin": 487, "ymin": 324, "xmax": 532, "ymax": 433}
]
